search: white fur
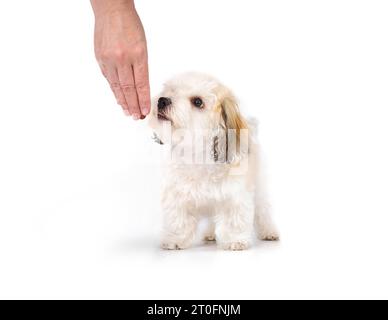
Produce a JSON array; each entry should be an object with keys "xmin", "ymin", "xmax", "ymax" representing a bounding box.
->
[{"xmin": 149, "ymin": 73, "xmax": 279, "ymax": 250}]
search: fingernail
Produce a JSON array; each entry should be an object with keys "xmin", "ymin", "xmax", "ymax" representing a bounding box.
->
[
  {"xmin": 132, "ymin": 114, "xmax": 140, "ymax": 120},
  {"xmin": 123, "ymin": 110, "xmax": 130, "ymax": 117},
  {"xmin": 140, "ymin": 115, "xmax": 146, "ymax": 120},
  {"xmin": 141, "ymin": 108, "xmax": 149, "ymax": 116}
]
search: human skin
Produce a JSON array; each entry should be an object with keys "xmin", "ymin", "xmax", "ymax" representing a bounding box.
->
[{"xmin": 91, "ymin": 0, "xmax": 150, "ymax": 120}]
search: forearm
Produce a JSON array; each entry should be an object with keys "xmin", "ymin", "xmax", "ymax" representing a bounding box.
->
[{"xmin": 90, "ymin": 0, "xmax": 135, "ymax": 18}]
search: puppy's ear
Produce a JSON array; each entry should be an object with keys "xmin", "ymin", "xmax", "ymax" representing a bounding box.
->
[
  {"xmin": 213, "ymin": 91, "xmax": 249, "ymax": 163},
  {"xmin": 219, "ymin": 94, "xmax": 248, "ymax": 142}
]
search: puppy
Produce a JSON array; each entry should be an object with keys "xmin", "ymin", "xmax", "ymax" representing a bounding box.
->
[{"xmin": 149, "ymin": 73, "xmax": 279, "ymax": 250}]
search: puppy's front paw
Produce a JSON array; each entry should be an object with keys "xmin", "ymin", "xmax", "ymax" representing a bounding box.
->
[
  {"xmin": 223, "ymin": 240, "xmax": 250, "ymax": 251},
  {"xmin": 161, "ymin": 240, "xmax": 190, "ymax": 250}
]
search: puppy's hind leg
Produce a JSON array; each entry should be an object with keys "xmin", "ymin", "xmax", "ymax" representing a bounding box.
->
[
  {"xmin": 255, "ymin": 200, "xmax": 279, "ymax": 241},
  {"xmin": 203, "ymin": 220, "xmax": 216, "ymax": 242},
  {"xmin": 254, "ymin": 149, "xmax": 279, "ymax": 241}
]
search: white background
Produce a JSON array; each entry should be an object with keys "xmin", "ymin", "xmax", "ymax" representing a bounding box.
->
[{"xmin": 0, "ymin": 0, "xmax": 387, "ymax": 299}]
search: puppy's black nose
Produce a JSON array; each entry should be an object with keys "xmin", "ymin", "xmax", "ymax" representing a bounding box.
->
[{"xmin": 158, "ymin": 97, "xmax": 172, "ymax": 109}]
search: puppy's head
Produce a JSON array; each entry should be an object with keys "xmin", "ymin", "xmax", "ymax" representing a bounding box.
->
[{"xmin": 149, "ymin": 73, "xmax": 248, "ymax": 157}]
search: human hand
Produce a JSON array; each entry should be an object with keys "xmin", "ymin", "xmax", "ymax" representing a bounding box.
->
[{"xmin": 91, "ymin": 0, "xmax": 150, "ymax": 119}]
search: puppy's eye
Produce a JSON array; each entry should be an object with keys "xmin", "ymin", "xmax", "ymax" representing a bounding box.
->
[{"xmin": 191, "ymin": 97, "xmax": 204, "ymax": 108}]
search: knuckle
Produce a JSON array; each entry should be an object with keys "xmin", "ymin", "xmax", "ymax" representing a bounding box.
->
[
  {"xmin": 110, "ymin": 82, "xmax": 121, "ymax": 89},
  {"xmin": 132, "ymin": 44, "xmax": 147, "ymax": 57},
  {"xmin": 135, "ymin": 82, "xmax": 147, "ymax": 88},
  {"xmin": 121, "ymin": 84, "xmax": 136, "ymax": 92},
  {"xmin": 100, "ymin": 48, "xmax": 127, "ymax": 62},
  {"xmin": 135, "ymin": 79, "xmax": 150, "ymax": 91},
  {"xmin": 135, "ymin": 82, "xmax": 150, "ymax": 92},
  {"xmin": 99, "ymin": 50, "xmax": 111, "ymax": 61}
]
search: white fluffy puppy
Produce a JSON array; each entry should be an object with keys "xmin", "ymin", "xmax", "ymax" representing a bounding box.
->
[{"xmin": 149, "ymin": 73, "xmax": 279, "ymax": 250}]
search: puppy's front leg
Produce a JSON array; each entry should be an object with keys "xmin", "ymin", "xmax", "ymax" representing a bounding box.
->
[
  {"xmin": 161, "ymin": 204, "xmax": 198, "ymax": 250},
  {"xmin": 215, "ymin": 202, "xmax": 254, "ymax": 251}
]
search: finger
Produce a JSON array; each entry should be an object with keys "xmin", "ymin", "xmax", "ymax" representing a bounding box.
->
[
  {"xmin": 133, "ymin": 60, "xmax": 151, "ymax": 116},
  {"xmin": 117, "ymin": 66, "xmax": 141, "ymax": 120},
  {"xmin": 110, "ymin": 82, "xmax": 130, "ymax": 114},
  {"xmin": 102, "ymin": 64, "xmax": 129, "ymax": 114}
]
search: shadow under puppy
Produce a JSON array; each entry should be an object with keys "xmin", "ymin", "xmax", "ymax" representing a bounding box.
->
[{"xmin": 149, "ymin": 73, "xmax": 279, "ymax": 250}]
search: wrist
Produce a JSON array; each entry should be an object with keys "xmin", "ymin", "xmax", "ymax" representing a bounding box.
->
[{"xmin": 91, "ymin": 0, "xmax": 135, "ymax": 19}]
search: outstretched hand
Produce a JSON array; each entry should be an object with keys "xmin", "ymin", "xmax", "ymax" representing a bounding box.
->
[{"xmin": 91, "ymin": 0, "xmax": 150, "ymax": 119}]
